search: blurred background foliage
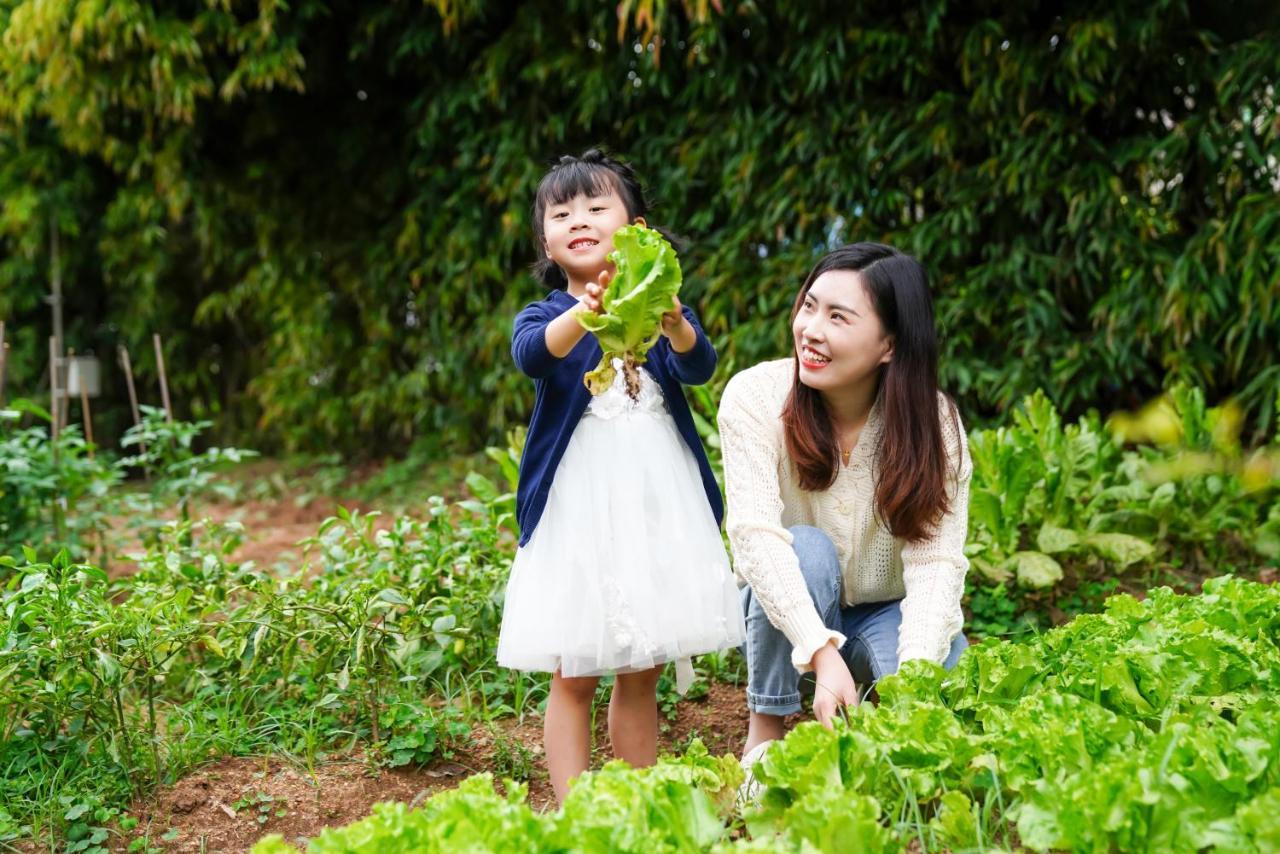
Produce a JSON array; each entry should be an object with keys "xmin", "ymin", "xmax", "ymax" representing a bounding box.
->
[{"xmin": 1, "ymin": 0, "xmax": 1277, "ymax": 454}]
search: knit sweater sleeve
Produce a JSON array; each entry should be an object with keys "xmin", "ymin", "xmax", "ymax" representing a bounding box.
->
[
  {"xmin": 511, "ymin": 300, "xmax": 561, "ymax": 379},
  {"xmin": 897, "ymin": 401, "xmax": 972, "ymax": 664},
  {"xmin": 659, "ymin": 305, "xmax": 716, "ymax": 385},
  {"xmin": 719, "ymin": 368, "xmax": 846, "ymax": 673}
]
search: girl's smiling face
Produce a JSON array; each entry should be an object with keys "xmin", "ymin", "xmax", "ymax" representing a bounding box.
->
[
  {"xmin": 792, "ymin": 270, "xmax": 894, "ymax": 392},
  {"xmin": 542, "ymin": 188, "xmax": 636, "ymax": 284}
]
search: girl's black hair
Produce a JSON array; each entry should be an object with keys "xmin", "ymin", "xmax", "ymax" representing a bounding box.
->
[{"xmin": 531, "ymin": 148, "xmax": 681, "ymax": 289}]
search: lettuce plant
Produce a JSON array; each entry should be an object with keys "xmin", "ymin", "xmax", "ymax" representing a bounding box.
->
[{"xmin": 577, "ymin": 224, "xmax": 682, "ymax": 396}]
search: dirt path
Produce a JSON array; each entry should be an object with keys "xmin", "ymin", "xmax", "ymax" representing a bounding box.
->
[
  {"xmin": 118, "ymin": 681, "xmax": 769, "ymax": 853},
  {"xmin": 104, "ymin": 477, "xmax": 386, "ymax": 583}
]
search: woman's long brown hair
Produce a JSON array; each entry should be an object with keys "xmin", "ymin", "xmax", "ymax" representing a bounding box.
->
[{"xmin": 781, "ymin": 243, "xmax": 959, "ymax": 543}]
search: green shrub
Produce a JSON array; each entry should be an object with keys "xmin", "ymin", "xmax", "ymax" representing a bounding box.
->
[{"xmin": 3, "ymin": 4, "xmax": 1277, "ymax": 453}]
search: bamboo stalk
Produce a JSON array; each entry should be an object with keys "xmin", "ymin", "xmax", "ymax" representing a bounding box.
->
[
  {"xmin": 50, "ymin": 221, "xmax": 63, "ymax": 371},
  {"xmin": 153, "ymin": 333, "xmax": 173, "ymax": 423},
  {"xmin": 0, "ymin": 321, "xmax": 8, "ymax": 407},
  {"xmin": 57, "ymin": 341, "xmax": 69, "ymax": 435},
  {"xmin": 49, "ymin": 336, "xmax": 65, "ymax": 543},
  {"xmin": 48, "ymin": 337, "xmax": 60, "ymax": 441}
]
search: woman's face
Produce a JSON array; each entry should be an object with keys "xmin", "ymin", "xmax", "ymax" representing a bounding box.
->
[{"xmin": 792, "ymin": 270, "xmax": 894, "ymax": 392}]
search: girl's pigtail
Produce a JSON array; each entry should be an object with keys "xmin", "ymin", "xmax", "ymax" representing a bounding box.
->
[{"xmin": 649, "ymin": 224, "xmax": 686, "ymax": 256}]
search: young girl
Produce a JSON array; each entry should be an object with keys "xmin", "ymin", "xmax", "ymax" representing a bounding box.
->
[{"xmin": 497, "ymin": 149, "xmax": 744, "ymax": 803}]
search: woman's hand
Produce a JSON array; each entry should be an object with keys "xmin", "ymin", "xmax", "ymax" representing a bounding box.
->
[{"xmin": 810, "ymin": 641, "xmax": 859, "ymax": 728}]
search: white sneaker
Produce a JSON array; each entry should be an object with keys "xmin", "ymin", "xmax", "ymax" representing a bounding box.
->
[{"xmin": 736, "ymin": 740, "xmax": 775, "ymax": 808}]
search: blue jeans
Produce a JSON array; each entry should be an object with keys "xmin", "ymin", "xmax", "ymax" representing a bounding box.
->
[{"xmin": 742, "ymin": 525, "xmax": 967, "ymax": 715}]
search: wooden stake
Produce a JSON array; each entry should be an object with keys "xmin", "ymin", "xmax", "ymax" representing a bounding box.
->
[
  {"xmin": 119, "ymin": 345, "xmax": 142, "ymax": 427},
  {"xmin": 69, "ymin": 349, "xmax": 95, "ymax": 457},
  {"xmin": 153, "ymin": 333, "xmax": 173, "ymax": 423},
  {"xmin": 119, "ymin": 343, "xmax": 149, "ymax": 465},
  {"xmin": 80, "ymin": 383, "xmax": 95, "ymax": 456}
]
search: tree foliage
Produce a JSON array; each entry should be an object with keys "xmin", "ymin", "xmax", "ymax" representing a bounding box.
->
[{"xmin": 1, "ymin": 0, "xmax": 1277, "ymax": 452}]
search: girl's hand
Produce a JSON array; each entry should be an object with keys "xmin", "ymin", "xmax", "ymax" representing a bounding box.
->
[
  {"xmin": 661, "ymin": 296, "xmax": 697, "ymax": 352},
  {"xmin": 810, "ymin": 641, "xmax": 860, "ymax": 728},
  {"xmin": 579, "ymin": 270, "xmax": 609, "ymax": 315},
  {"xmin": 659, "ymin": 296, "xmax": 684, "ymax": 336}
]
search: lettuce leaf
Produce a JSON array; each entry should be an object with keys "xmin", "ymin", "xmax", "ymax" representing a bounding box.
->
[{"xmin": 577, "ymin": 224, "xmax": 682, "ymax": 395}]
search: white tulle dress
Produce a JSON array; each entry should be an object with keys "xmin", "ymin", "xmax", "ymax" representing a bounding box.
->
[{"xmin": 497, "ymin": 358, "xmax": 745, "ymax": 689}]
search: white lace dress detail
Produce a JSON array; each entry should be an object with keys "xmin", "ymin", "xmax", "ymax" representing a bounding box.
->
[
  {"xmin": 584, "ymin": 357, "xmax": 668, "ymax": 419},
  {"xmin": 498, "ymin": 358, "xmax": 745, "ymax": 689}
]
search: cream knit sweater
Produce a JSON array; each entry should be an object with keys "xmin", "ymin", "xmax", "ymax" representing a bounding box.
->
[{"xmin": 718, "ymin": 359, "xmax": 972, "ymax": 672}]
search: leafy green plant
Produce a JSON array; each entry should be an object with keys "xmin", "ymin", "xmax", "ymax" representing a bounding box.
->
[
  {"xmin": 119, "ymin": 406, "xmax": 258, "ymax": 540},
  {"xmin": 0, "ymin": 400, "xmax": 121, "ymax": 560},
  {"xmin": 296, "ymin": 492, "xmax": 513, "ymax": 740},
  {"xmin": 251, "ymin": 577, "xmax": 1280, "ymax": 853},
  {"xmin": 966, "ymin": 390, "xmax": 1152, "ymax": 588},
  {"xmin": 964, "ymin": 581, "xmax": 1035, "ymax": 638},
  {"xmin": 750, "ymin": 576, "xmax": 1280, "ymax": 852},
  {"xmin": 377, "ymin": 701, "xmax": 469, "ymax": 768},
  {"xmin": 963, "ymin": 386, "xmax": 1277, "ymax": 625},
  {"xmin": 232, "ymin": 791, "xmax": 287, "ymax": 826},
  {"xmin": 0, "ymin": 463, "xmax": 525, "ymax": 844},
  {"xmin": 256, "ymin": 775, "xmax": 547, "ymax": 853},
  {"xmin": 487, "ymin": 726, "xmax": 537, "ymax": 782},
  {"xmin": 254, "ymin": 740, "xmax": 743, "ymax": 853},
  {"xmin": 1, "ymin": 401, "xmax": 256, "ymax": 563}
]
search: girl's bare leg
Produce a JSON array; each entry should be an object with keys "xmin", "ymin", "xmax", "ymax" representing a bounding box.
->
[
  {"xmin": 545, "ymin": 669, "xmax": 600, "ymax": 803},
  {"xmin": 608, "ymin": 666, "xmax": 663, "ymax": 767}
]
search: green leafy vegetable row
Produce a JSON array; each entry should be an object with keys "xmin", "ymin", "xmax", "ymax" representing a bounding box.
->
[{"xmin": 255, "ymin": 576, "xmax": 1280, "ymax": 852}]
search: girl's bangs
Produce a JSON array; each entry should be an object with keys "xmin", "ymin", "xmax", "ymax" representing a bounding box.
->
[{"xmin": 537, "ymin": 162, "xmax": 620, "ymax": 208}]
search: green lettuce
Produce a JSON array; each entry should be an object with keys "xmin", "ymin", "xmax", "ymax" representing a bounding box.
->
[
  {"xmin": 250, "ymin": 577, "xmax": 1280, "ymax": 853},
  {"xmin": 577, "ymin": 224, "xmax": 682, "ymax": 396}
]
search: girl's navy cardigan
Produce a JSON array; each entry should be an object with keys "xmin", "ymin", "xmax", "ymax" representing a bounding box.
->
[{"xmin": 511, "ymin": 289, "xmax": 724, "ymax": 547}]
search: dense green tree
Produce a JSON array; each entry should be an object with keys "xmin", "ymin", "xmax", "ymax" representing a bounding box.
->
[{"xmin": 2, "ymin": 1, "xmax": 1277, "ymax": 453}]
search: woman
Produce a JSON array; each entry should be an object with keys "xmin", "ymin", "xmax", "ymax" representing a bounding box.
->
[{"xmin": 718, "ymin": 242, "xmax": 971, "ymax": 771}]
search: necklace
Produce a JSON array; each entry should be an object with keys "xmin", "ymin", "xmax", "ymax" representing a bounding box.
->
[{"xmin": 837, "ymin": 421, "xmax": 864, "ymax": 467}]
